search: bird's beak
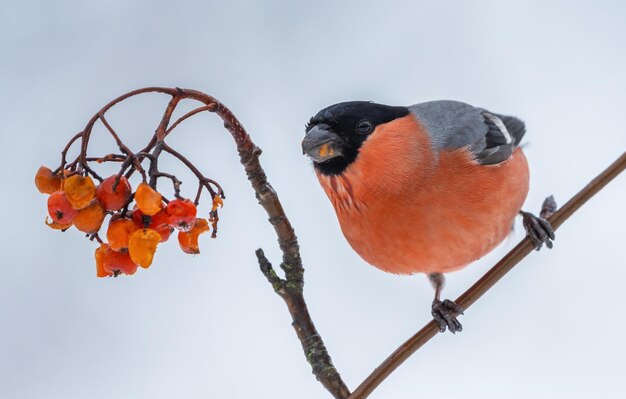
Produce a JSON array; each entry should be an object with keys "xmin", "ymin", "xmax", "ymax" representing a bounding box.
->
[{"xmin": 302, "ymin": 124, "xmax": 344, "ymax": 163}]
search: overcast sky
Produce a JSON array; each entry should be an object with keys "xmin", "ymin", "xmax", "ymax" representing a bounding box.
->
[{"xmin": 1, "ymin": 1, "xmax": 625, "ymax": 398}]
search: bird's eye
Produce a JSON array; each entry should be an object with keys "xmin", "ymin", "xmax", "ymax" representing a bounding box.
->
[{"xmin": 356, "ymin": 120, "xmax": 372, "ymax": 134}]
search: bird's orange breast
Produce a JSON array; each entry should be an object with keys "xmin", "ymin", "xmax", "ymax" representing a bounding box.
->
[{"xmin": 316, "ymin": 115, "xmax": 529, "ymax": 275}]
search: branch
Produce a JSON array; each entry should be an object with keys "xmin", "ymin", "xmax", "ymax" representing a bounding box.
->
[
  {"xmin": 350, "ymin": 151, "xmax": 626, "ymax": 399},
  {"xmin": 179, "ymin": 89, "xmax": 351, "ymax": 398},
  {"xmin": 56, "ymin": 86, "xmax": 350, "ymax": 397},
  {"xmin": 226, "ymin": 119, "xmax": 352, "ymax": 399}
]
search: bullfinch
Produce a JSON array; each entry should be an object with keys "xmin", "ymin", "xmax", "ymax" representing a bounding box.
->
[{"xmin": 302, "ymin": 100, "xmax": 555, "ymax": 333}]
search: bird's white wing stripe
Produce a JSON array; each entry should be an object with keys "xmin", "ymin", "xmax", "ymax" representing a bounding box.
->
[{"xmin": 483, "ymin": 112, "xmax": 512, "ymax": 144}]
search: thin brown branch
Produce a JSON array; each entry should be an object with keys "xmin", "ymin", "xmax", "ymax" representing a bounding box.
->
[
  {"xmin": 78, "ymin": 87, "xmax": 178, "ymax": 171},
  {"xmin": 164, "ymin": 104, "xmax": 216, "ymax": 138},
  {"xmin": 98, "ymin": 113, "xmax": 146, "ymax": 181},
  {"xmin": 55, "ymin": 131, "xmax": 83, "ymax": 174},
  {"xmin": 188, "ymin": 91, "xmax": 351, "ymax": 399},
  {"xmin": 98, "ymin": 113, "xmax": 132, "ymax": 156},
  {"xmin": 161, "ymin": 143, "xmax": 219, "ymax": 198},
  {"xmin": 154, "ymin": 172, "xmax": 182, "ymax": 198},
  {"xmin": 350, "ymin": 151, "xmax": 626, "ymax": 399},
  {"xmin": 155, "ymin": 93, "xmax": 182, "ymax": 142}
]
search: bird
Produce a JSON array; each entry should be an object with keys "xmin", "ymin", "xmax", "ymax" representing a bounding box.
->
[{"xmin": 301, "ymin": 100, "xmax": 555, "ymax": 333}]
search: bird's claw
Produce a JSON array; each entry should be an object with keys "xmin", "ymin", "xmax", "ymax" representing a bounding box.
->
[
  {"xmin": 540, "ymin": 195, "xmax": 557, "ymax": 219},
  {"xmin": 521, "ymin": 210, "xmax": 555, "ymax": 251},
  {"xmin": 432, "ymin": 299, "xmax": 464, "ymax": 334},
  {"xmin": 520, "ymin": 195, "xmax": 556, "ymax": 251}
]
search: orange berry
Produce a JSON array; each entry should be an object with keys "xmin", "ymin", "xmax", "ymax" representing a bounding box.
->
[
  {"xmin": 134, "ymin": 183, "xmax": 163, "ymax": 216},
  {"xmin": 166, "ymin": 199, "xmax": 197, "ymax": 230},
  {"xmin": 35, "ymin": 166, "xmax": 62, "ymax": 194},
  {"xmin": 73, "ymin": 201, "xmax": 105, "ymax": 233},
  {"xmin": 178, "ymin": 218, "xmax": 210, "ymax": 254},
  {"xmin": 63, "ymin": 174, "xmax": 96, "ymax": 209},
  {"xmin": 106, "ymin": 218, "xmax": 138, "ymax": 251},
  {"xmin": 128, "ymin": 228, "xmax": 161, "ymax": 268},
  {"xmin": 48, "ymin": 191, "xmax": 78, "ymax": 224},
  {"xmin": 96, "ymin": 175, "xmax": 132, "ymax": 211},
  {"xmin": 95, "ymin": 244, "xmax": 112, "ymax": 277}
]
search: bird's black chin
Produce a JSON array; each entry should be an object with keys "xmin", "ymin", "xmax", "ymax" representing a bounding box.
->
[{"xmin": 312, "ymin": 149, "xmax": 358, "ymax": 176}]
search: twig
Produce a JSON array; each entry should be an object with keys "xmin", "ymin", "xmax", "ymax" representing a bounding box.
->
[
  {"xmin": 164, "ymin": 104, "xmax": 216, "ymax": 137},
  {"xmin": 162, "ymin": 143, "xmax": 220, "ymax": 198},
  {"xmin": 349, "ymin": 151, "xmax": 626, "ymax": 399},
  {"xmin": 94, "ymin": 88, "xmax": 349, "ymax": 396},
  {"xmin": 154, "ymin": 172, "xmax": 182, "ymax": 198},
  {"xmin": 189, "ymin": 91, "xmax": 351, "ymax": 398}
]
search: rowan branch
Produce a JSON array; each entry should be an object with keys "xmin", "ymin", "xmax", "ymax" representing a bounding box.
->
[
  {"xmin": 349, "ymin": 151, "xmax": 626, "ymax": 399},
  {"xmin": 177, "ymin": 88, "xmax": 351, "ymax": 398}
]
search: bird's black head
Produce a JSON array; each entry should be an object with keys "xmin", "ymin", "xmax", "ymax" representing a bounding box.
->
[{"xmin": 302, "ymin": 101, "xmax": 409, "ymax": 175}]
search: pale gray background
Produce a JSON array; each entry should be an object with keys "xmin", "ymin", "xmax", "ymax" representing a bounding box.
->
[{"xmin": 1, "ymin": 1, "xmax": 625, "ymax": 398}]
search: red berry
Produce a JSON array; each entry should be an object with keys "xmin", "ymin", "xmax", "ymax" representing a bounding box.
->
[
  {"xmin": 156, "ymin": 225, "xmax": 173, "ymax": 243},
  {"xmin": 166, "ymin": 199, "xmax": 197, "ymax": 230},
  {"xmin": 96, "ymin": 175, "xmax": 132, "ymax": 211},
  {"xmin": 132, "ymin": 207, "xmax": 170, "ymax": 230},
  {"xmin": 95, "ymin": 244, "xmax": 138, "ymax": 277},
  {"xmin": 47, "ymin": 191, "xmax": 79, "ymax": 224}
]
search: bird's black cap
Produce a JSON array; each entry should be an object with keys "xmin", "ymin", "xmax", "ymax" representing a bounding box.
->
[{"xmin": 303, "ymin": 101, "xmax": 409, "ymax": 175}]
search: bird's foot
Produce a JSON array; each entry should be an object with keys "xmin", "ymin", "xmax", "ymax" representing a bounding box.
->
[
  {"xmin": 521, "ymin": 196, "xmax": 557, "ymax": 251},
  {"xmin": 432, "ymin": 299, "xmax": 464, "ymax": 334}
]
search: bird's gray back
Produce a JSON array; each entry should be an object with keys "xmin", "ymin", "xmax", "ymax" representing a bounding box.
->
[{"xmin": 408, "ymin": 100, "xmax": 525, "ymax": 165}]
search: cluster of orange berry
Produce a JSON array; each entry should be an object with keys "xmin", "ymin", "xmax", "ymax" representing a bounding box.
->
[{"xmin": 35, "ymin": 166, "xmax": 220, "ymax": 277}]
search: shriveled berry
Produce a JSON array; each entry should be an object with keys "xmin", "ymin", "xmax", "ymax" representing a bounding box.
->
[
  {"xmin": 35, "ymin": 166, "xmax": 62, "ymax": 194},
  {"xmin": 134, "ymin": 183, "xmax": 163, "ymax": 216},
  {"xmin": 45, "ymin": 217, "xmax": 72, "ymax": 231},
  {"xmin": 212, "ymin": 196, "xmax": 224, "ymax": 212},
  {"xmin": 166, "ymin": 199, "xmax": 197, "ymax": 230},
  {"xmin": 63, "ymin": 174, "xmax": 96, "ymax": 209},
  {"xmin": 107, "ymin": 218, "xmax": 138, "ymax": 252},
  {"xmin": 48, "ymin": 191, "xmax": 79, "ymax": 224},
  {"xmin": 178, "ymin": 218, "xmax": 210, "ymax": 254},
  {"xmin": 128, "ymin": 228, "xmax": 161, "ymax": 268},
  {"xmin": 73, "ymin": 201, "xmax": 105, "ymax": 233},
  {"xmin": 96, "ymin": 175, "xmax": 132, "ymax": 211}
]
